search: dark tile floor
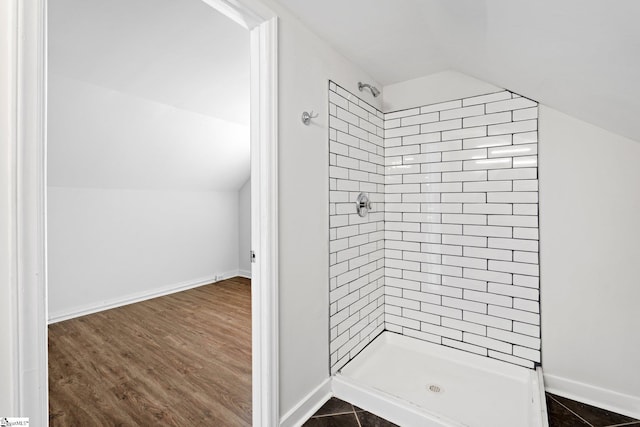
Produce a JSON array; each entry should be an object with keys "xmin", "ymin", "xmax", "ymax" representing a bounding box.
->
[
  {"xmin": 305, "ymin": 395, "xmax": 640, "ymax": 427},
  {"xmin": 303, "ymin": 397, "xmax": 397, "ymax": 427},
  {"xmin": 546, "ymin": 393, "xmax": 640, "ymax": 427}
]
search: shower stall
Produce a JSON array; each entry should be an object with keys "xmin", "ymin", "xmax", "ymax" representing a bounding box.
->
[{"xmin": 328, "ymin": 81, "xmax": 547, "ymax": 426}]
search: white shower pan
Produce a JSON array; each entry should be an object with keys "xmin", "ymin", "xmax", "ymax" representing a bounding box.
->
[{"xmin": 333, "ymin": 332, "xmax": 548, "ymax": 427}]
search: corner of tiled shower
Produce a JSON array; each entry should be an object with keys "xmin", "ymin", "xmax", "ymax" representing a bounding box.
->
[
  {"xmin": 328, "ymin": 80, "xmax": 541, "ymax": 375},
  {"xmin": 329, "ymin": 81, "xmax": 387, "ymax": 374}
]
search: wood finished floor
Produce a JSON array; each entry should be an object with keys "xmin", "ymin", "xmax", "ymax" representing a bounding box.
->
[{"xmin": 48, "ymin": 277, "xmax": 252, "ymax": 426}]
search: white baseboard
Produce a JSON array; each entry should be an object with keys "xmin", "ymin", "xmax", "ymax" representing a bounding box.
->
[
  {"xmin": 544, "ymin": 373, "xmax": 640, "ymax": 420},
  {"xmin": 280, "ymin": 378, "xmax": 332, "ymax": 427},
  {"xmin": 237, "ymin": 269, "xmax": 252, "ymax": 279},
  {"xmin": 48, "ymin": 273, "xmax": 227, "ymax": 324}
]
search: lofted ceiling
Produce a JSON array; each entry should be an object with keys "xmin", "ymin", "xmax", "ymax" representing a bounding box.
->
[
  {"xmin": 48, "ymin": 0, "xmax": 251, "ymax": 191},
  {"xmin": 278, "ymin": 0, "xmax": 640, "ymax": 142}
]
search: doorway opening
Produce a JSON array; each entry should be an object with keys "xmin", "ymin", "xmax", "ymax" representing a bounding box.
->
[
  {"xmin": 46, "ymin": 0, "xmax": 253, "ymax": 424},
  {"xmin": 10, "ymin": 0, "xmax": 278, "ymax": 425}
]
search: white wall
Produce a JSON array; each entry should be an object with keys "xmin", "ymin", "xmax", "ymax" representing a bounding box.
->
[
  {"xmin": 539, "ymin": 106, "xmax": 640, "ymax": 417},
  {"xmin": 382, "ymin": 70, "xmax": 501, "ymax": 113},
  {"xmin": 48, "ymin": 74, "xmax": 250, "ymax": 191},
  {"xmin": 238, "ymin": 179, "xmax": 251, "ymax": 277},
  {"xmin": 48, "ymin": 70, "xmax": 249, "ymax": 321},
  {"xmin": 257, "ymin": 0, "xmax": 382, "ymax": 419},
  {"xmin": 48, "ymin": 187, "xmax": 240, "ymax": 321}
]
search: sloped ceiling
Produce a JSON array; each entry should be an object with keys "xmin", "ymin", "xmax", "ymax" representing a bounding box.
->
[
  {"xmin": 49, "ymin": 0, "xmax": 250, "ymax": 125},
  {"xmin": 48, "ymin": 0, "xmax": 251, "ymax": 191},
  {"xmin": 278, "ymin": 0, "xmax": 640, "ymax": 142}
]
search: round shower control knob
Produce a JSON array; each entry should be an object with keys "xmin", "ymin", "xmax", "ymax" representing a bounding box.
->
[{"xmin": 355, "ymin": 192, "xmax": 372, "ymax": 217}]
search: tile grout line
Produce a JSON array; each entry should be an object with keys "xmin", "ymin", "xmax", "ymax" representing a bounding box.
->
[
  {"xmin": 311, "ymin": 411, "xmax": 355, "ymax": 418},
  {"xmin": 548, "ymin": 394, "xmax": 594, "ymax": 427},
  {"xmin": 352, "ymin": 404, "xmax": 363, "ymax": 427}
]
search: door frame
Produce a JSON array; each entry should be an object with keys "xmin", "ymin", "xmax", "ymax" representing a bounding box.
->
[{"xmin": 6, "ymin": 0, "xmax": 279, "ymax": 425}]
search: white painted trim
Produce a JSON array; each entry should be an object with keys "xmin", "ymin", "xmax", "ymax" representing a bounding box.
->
[
  {"xmin": 47, "ymin": 274, "xmax": 225, "ymax": 324},
  {"xmin": 14, "ymin": 0, "xmax": 279, "ymax": 426},
  {"xmin": 536, "ymin": 368, "xmax": 549, "ymax": 427},
  {"xmin": 15, "ymin": 0, "xmax": 48, "ymax": 424},
  {"xmin": 544, "ymin": 373, "xmax": 640, "ymax": 420},
  {"xmin": 250, "ymin": 15, "xmax": 279, "ymax": 427},
  {"xmin": 280, "ymin": 378, "xmax": 332, "ymax": 427},
  {"xmin": 221, "ymin": 270, "xmax": 245, "ymax": 281},
  {"xmin": 238, "ymin": 269, "xmax": 252, "ymax": 279},
  {"xmin": 200, "ymin": 0, "xmax": 263, "ymax": 30},
  {"xmin": 1, "ymin": 0, "xmax": 20, "ymax": 416}
]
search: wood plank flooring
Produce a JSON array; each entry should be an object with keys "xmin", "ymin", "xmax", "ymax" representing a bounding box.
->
[{"xmin": 48, "ymin": 277, "xmax": 252, "ymax": 426}]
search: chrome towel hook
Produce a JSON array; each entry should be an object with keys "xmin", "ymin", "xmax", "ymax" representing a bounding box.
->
[{"xmin": 301, "ymin": 110, "xmax": 318, "ymax": 125}]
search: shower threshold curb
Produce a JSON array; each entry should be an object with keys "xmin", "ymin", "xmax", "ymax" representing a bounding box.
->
[{"xmin": 333, "ymin": 374, "xmax": 465, "ymax": 427}]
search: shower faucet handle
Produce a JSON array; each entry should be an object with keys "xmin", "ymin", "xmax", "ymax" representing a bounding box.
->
[{"xmin": 356, "ymin": 192, "xmax": 372, "ymax": 217}]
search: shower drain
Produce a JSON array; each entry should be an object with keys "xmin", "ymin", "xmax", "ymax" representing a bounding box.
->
[{"xmin": 427, "ymin": 384, "xmax": 443, "ymax": 393}]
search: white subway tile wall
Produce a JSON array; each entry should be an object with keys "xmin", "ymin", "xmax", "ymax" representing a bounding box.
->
[
  {"xmin": 383, "ymin": 89, "xmax": 540, "ymax": 369},
  {"xmin": 329, "ymin": 83, "xmax": 540, "ymax": 372},
  {"xmin": 329, "ymin": 82, "xmax": 386, "ymax": 373}
]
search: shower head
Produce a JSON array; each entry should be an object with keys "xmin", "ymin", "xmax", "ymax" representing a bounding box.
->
[{"xmin": 358, "ymin": 82, "xmax": 380, "ymax": 98}]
